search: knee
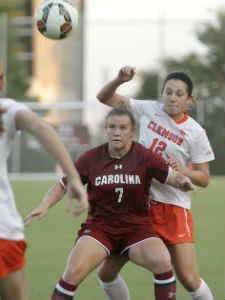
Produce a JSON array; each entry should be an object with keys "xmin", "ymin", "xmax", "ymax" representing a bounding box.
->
[
  {"xmin": 150, "ymin": 251, "xmax": 172, "ymax": 274},
  {"xmin": 64, "ymin": 261, "xmax": 87, "ymax": 285},
  {"xmin": 156, "ymin": 253, "xmax": 172, "ymax": 273},
  {"xmin": 97, "ymin": 264, "xmax": 117, "ymax": 282},
  {"xmin": 177, "ymin": 272, "xmax": 200, "ymax": 291}
]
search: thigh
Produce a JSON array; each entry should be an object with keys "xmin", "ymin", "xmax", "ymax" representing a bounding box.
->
[
  {"xmin": 63, "ymin": 236, "xmax": 108, "ymax": 284},
  {"xmin": 129, "ymin": 237, "xmax": 171, "ymax": 274},
  {"xmin": 70, "ymin": 236, "xmax": 108, "ymax": 266},
  {"xmin": 0, "ymin": 266, "xmax": 27, "ymax": 300},
  {"xmin": 168, "ymin": 243, "xmax": 200, "ymax": 280},
  {"xmin": 98, "ymin": 253, "xmax": 128, "ymax": 281}
]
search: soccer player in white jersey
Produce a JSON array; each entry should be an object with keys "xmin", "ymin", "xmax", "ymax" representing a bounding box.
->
[
  {"xmin": 0, "ymin": 59, "xmax": 88, "ymax": 300},
  {"xmin": 96, "ymin": 66, "xmax": 215, "ymax": 300}
]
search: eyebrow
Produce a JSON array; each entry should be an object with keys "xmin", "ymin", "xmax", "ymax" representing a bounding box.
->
[{"xmin": 165, "ymin": 87, "xmax": 184, "ymax": 92}]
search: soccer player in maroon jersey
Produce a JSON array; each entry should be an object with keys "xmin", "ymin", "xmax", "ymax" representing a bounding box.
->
[{"xmin": 25, "ymin": 108, "xmax": 196, "ymax": 300}]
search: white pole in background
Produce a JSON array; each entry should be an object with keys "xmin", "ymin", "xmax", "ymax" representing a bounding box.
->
[
  {"xmin": 157, "ymin": 12, "xmax": 166, "ymax": 102},
  {"xmin": 0, "ymin": 12, "xmax": 8, "ymax": 97}
]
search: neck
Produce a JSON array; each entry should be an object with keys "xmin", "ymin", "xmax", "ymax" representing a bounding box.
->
[
  {"xmin": 171, "ymin": 112, "xmax": 185, "ymax": 122},
  {"xmin": 164, "ymin": 110, "xmax": 186, "ymax": 122},
  {"xmin": 108, "ymin": 142, "xmax": 132, "ymax": 159}
]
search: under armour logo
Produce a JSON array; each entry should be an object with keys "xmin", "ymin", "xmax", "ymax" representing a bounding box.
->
[
  {"xmin": 169, "ymin": 292, "xmax": 176, "ymax": 298},
  {"xmin": 115, "ymin": 164, "xmax": 122, "ymax": 170}
]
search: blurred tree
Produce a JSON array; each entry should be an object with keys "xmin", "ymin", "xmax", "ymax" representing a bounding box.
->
[
  {"xmin": 0, "ymin": 0, "xmax": 30, "ymax": 100},
  {"xmin": 135, "ymin": 71, "xmax": 158, "ymax": 100},
  {"xmin": 135, "ymin": 10, "xmax": 225, "ymax": 175}
]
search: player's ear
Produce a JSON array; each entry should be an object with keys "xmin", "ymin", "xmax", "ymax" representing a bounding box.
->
[
  {"xmin": 187, "ymin": 95, "xmax": 194, "ymax": 104},
  {"xmin": 131, "ymin": 126, "xmax": 136, "ymax": 136}
]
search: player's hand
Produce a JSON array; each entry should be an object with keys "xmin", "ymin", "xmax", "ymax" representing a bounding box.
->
[
  {"xmin": 118, "ymin": 66, "xmax": 136, "ymax": 83},
  {"xmin": 0, "ymin": 106, "xmax": 6, "ymax": 136},
  {"xmin": 166, "ymin": 154, "xmax": 184, "ymax": 172},
  {"xmin": 176, "ymin": 174, "xmax": 197, "ymax": 193},
  {"xmin": 24, "ymin": 206, "xmax": 48, "ymax": 227},
  {"xmin": 66, "ymin": 178, "xmax": 88, "ymax": 216}
]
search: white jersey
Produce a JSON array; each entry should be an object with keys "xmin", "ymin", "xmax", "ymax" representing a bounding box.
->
[
  {"xmin": 130, "ymin": 99, "xmax": 215, "ymax": 210},
  {"xmin": 0, "ymin": 99, "xmax": 29, "ymax": 240}
]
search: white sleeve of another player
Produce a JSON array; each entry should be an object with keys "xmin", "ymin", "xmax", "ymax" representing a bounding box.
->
[
  {"xmin": 130, "ymin": 98, "xmax": 144, "ymax": 121},
  {"xmin": 189, "ymin": 130, "xmax": 215, "ymax": 163},
  {"xmin": 130, "ymin": 99, "xmax": 155, "ymax": 122},
  {"xmin": 2, "ymin": 99, "xmax": 29, "ymax": 138}
]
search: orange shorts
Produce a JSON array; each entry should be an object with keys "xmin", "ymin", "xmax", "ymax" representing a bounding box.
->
[
  {"xmin": 149, "ymin": 200, "xmax": 194, "ymax": 245},
  {"xmin": 0, "ymin": 239, "xmax": 27, "ymax": 279}
]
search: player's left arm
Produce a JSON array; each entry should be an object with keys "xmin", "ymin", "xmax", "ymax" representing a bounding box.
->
[{"xmin": 166, "ymin": 154, "xmax": 210, "ymax": 187}]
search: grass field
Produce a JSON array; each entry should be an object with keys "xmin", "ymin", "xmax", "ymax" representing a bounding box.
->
[{"xmin": 11, "ymin": 176, "xmax": 224, "ymax": 300}]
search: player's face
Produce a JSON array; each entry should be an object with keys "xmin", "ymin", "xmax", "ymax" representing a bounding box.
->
[
  {"xmin": 162, "ymin": 79, "xmax": 193, "ymax": 121},
  {"xmin": 106, "ymin": 115, "xmax": 136, "ymax": 158}
]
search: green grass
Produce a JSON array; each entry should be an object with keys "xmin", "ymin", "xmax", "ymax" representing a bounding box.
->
[{"xmin": 11, "ymin": 176, "xmax": 224, "ymax": 300}]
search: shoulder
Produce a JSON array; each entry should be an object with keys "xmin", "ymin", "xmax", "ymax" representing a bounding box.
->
[
  {"xmin": 0, "ymin": 99, "xmax": 29, "ymax": 117},
  {"xmin": 130, "ymin": 99, "xmax": 163, "ymax": 118},
  {"xmin": 133, "ymin": 142, "xmax": 151, "ymax": 158},
  {"xmin": 133, "ymin": 141, "xmax": 146, "ymax": 151},
  {"xmin": 87, "ymin": 144, "xmax": 105, "ymax": 155},
  {"xmin": 78, "ymin": 144, "xmax": 105, "ymax": 160},
  {"xmin": 182, "ymin": 114, "xmax": 206, "ymax": 139},
  {"xmin": 130, "ymin": 98, "xmax": 159, "ymax": 108},
  {"xmin": 186, "ymin": 115, "xmax": 203, "ymax": 130},
  {"xmin": 0, "ymin": 99, "xmax": 29, "ymax": 135},
  {"xmin": 0, "ymin": 98, "xmax": 26, "ymax": 109}
]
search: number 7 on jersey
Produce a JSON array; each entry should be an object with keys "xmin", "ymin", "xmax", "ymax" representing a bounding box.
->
[{"xmin": 115, "ymin": 187, "xmax": 123, "ymax": 203}]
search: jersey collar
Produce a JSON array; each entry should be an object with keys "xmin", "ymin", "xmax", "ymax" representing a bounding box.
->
[
  {"xmin": 162, "ymin": 106, "xmax": 188, "ymax": 124},
  {"xmin": 175, "ymin": 111, "xmax": 188, "ymax": 124}
]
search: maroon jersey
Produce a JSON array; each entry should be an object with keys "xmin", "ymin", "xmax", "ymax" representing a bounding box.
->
[{"xmin": 61, "ymin": 142, "xmax": 169, "ymax": 228}]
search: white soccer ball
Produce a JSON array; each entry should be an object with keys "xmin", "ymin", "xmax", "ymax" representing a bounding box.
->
[{"xmin": 35, "ymin": 0, "xmax": 79, "ymax": 40}]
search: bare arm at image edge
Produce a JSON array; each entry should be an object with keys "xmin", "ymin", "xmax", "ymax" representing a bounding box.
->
[{"xmin": 16, "ymin": 109, "xmax": 88, "ymax": 212}]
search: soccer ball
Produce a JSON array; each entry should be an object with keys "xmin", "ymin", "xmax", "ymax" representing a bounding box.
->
[{"xmin": 35, "ymin": 0, "xmax": 79, "ymax": 40}]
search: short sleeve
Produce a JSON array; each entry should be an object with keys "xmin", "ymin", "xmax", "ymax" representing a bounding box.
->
[
  {"xmin": 130, "ymin": 99, "xmax": 158, "ymax": 123},
  {"xmin": 1, "ymin": 99, "xmax": 29, "ymax": 137},
  {"xmin": 130, "ymin": 99, "xmax": 145, "ymax": 121},
  {"xmin": 189, "ymin": 131, "xmax": 215, "ymax": 163},
  {"xmin": 59, "ymin": 152, "xmax": 89, "ymax": 189},
  {"xmin": 146, "ymin": 150, "xmax": 169, "ymax": 184}
]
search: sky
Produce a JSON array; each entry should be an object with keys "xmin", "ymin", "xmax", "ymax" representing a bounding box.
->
[
  {"xmin": 81, "ymin": 0, "xmax": 224, "ymax": 131},
  {"xmin": 84, "ymin": 0, "xmax": 224, "ymax": 99}
]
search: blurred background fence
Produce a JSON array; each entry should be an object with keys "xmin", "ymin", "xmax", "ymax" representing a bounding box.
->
[
  {"xmin": 7, "ymin": 97, "xmax": 222, "ymax": 178},
  {"xmin": 8, "ymin": 101, "xmax": 111, "ymax": 178}
]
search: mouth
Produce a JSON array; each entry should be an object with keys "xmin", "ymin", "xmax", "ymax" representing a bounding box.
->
[{"xmin": 167, "ymin": 105, "xmax": 177, "ymax": 108}]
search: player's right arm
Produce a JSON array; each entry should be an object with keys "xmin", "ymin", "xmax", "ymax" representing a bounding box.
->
[
  {"xmin": 24, "ymin": 182, "xmax": 66, "ymax": 226},
  {"xmin": 96, "ymin": 66, "xmax": 136, "ymax": 110}
]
